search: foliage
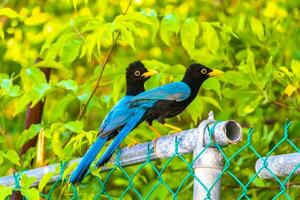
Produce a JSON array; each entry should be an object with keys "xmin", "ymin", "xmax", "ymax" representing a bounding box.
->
[{"xmin": 0, "ymin": 0, "xmax": 300, "ymax": 199}]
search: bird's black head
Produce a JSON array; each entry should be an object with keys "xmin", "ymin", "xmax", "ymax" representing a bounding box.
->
[
  {"xmin": 182, "ymin": 63, "xmax": 223, "ymax": 88},
  {"xmin": 126, "ymin": 60, "xmax": 158, "ymax": 95}
]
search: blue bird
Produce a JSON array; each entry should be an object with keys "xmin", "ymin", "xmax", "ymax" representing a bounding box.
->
[
  {"xmin": 69, "ymin": 61, "xmax": 158, "ymax": 184},
  {"xmin": 95, "ymin": 63, "xmax": 223, "ymax": 167}
]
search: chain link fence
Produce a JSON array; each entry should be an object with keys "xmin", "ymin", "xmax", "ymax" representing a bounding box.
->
[{"xmin": 0, "ymin": 113, "xmax": 299, "ymax": 199}]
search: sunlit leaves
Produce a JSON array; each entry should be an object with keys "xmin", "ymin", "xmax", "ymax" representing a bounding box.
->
[
  {"xmin": 0, "ymin": 186, "xmax": 12, "ymax": 200},
  {"xmin": 60, "ymin": 39, "xmax": 83, "ymax": 64},
  {"xmin": 284, "ymin": 84, "xmax": 297, "ymax": 97},
  {"xmin": 0, "ymin": 8, "xmax": 19, "ymax": 18},
  {"xmin": 291, "ymin": 60, "xmax": 300, "ymax": 79},
  {"xmin": 24, "ymin": 7, "xmax": 49, "ymax": 26},
  {"xmin": 180, "ymin": 17, "xmax": 199, "ymax": 56},
  {"xmin": 160, "ymin": 13, "xmax": 180, "ymax": 46},
  {"xmin": 64, "ymin": 121, "xmax": 83, "ymax": 133},
  {"xmin": 0, "ymin": 77, "xmax": 21, "ymax": 97},
  {"xmin": 57, "ymin": 80, "xmax": 78, "ymax": 93},
  {"xmin": 202, "ymin": 23, "xmax": 219, "ymax": 54},
  {"xmin": 141, "ymin": 9, "xmax": 159, "ymax": 42},
  {"xmin": 238, "ymin": 96, "xmax": 263, "ymax": 116},
  {"xmin": 52, "ymin": 130, "xmax": 65, "ymax": 159},
  {"xmin": 250, "ymin": 17, "xmax": 264, "ymax": 41},
  {"xmin": 21, "ymin": 188, "xmax": 40, "ymax": 200},
  {"xmin": 5, "ymin": 150, "xmax": 20, "ymax": 166},
  {"xmin": 38, "ymin": 172, "xmax": 56, "ymax": 191},
  {"xmin": 20, "ymin": 174, "xmax": 37, "ymax": 189},
  {"xmin": 202, "ymin": 78, "xmax": 221, "ymax": 98}
]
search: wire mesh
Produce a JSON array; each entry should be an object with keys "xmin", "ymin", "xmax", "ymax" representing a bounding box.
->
[{"xmin": 4, "ymin": 121, "xmax": 300, "ymax": 199}]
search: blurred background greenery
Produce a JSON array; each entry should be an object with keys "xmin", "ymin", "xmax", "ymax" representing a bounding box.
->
[{"xmin": 0, "ymin": 0, "xmax": 300, "ymax": 199}]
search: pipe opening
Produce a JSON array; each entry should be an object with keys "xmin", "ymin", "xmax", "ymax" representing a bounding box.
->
[{"xmin": 225, "ymin": 121, "xmax": 242, "ymax": 143}]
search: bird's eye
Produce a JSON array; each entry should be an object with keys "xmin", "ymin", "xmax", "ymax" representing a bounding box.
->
[
  {"xmin": 134, "ymin": 71, "xmax": 141, "ymax": 76},
  {"xmin": 201, "ymin": 68, "xmax": 207, "ymax": 74}
]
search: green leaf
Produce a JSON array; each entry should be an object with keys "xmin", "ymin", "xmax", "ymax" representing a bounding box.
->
[
  {"xmin": 291, "ymin": 60, "xmax": 300, "ymax": 79},
  {"xmin": 21, "ymin": 188, "xmax": 40, "ymax": 200},
  {"xmin": 160, "ymin": 13, "xmax": 180, "ymax": 46},
  {"xmin": 202, "ymin": 77, "xmax": 221, "ymax": 98},
  {"xmin": 60, "ymin": 39, "xmax": 83, "ymax": 64},
  {"xmin": 202, "ymin": 24, "xmax": 219, "ymax": 54},
  {"xmin": 180, "ymin": 18, "xmax": 199, "ymax": 56},
  {"xmin": 0, "ymin": 78, "xmax": 21, "ymax": 97},
  {"xmin": 21, "ymin": 67, "xmax": 47, "ymax": 92},
  {"xmin": 141, "ymin": 9, "xmax": 159, "ymax": 42},
  {"xmin": 250, "ymin": 17, "xmax": 264, "ymax": 41},
  {"xmin": 38, "ymin": 172, "xmax": 56, "ymax": 191},
  {"xmin": 0, "ymin": 186, "xmax": 12, "ymax": 200},
  {"xmin": 199, "ymin": 96, "xmax": 221, "ymax": 111},
  {"xmin": 20, "ymin": 174, "xmax": 37, "ymax": 189},
  {"xmin": 0, "ymin": 8, "xmax": 19, "ymax": 18},
  {"xmin": 5, "ymin": 150, "xmax": 20, "ymax": 166},
  {"xmin": 56, "ymin": 79, "xmax": 78, "ymax": 93},
  {"xmin": 31, "ymin": 83, "xmax": 52, "ymax": 105},
  {"xmin": 52, "ymin": 131, "xmax": 65, "ymax": 159},
  {"xmin": 17, "ymin": 124, "xmax": 41, "ymax": 149},
  {"xmin": 117, "ymin": 22, "xmax": 135, "ymax": 50},
  {"xmin": 219, "ymin": 71, "xmax": 250, "ymax": 86},
  {"xmin": 64, "ymin": 121, "xmax": 83, "ymax": 133},
  {"xmin": 238, "ymin": 96, "xmax": 263, "ymax": 116},
  {"xmin": 63, "ymin": 162, "xmax": 78, "ymax": 179}
]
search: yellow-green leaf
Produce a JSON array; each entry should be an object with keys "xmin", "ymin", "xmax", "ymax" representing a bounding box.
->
[
  {"xmin": 65, "ymin": 121, "xmax": 83, "ymax": 133},
  {"xmin": 291, "ymin": 60, "xmax": 300, "ymax": 79},
  {"xmin": 21, "ymin": 188, "xmax": 40, "ymax": 200},
  {"xmin": 38, "ymin": 172, "xmax": 56, "ymax": 191},
  {"xmin": 180, "ymin": 18, "xmax": 199, "ymax": 56},
  {"xmin": 160, "ymin": 13, "xmax": 180, "ymax": 46},
  {"xmin": 284, "ymin": 84, "xmax": 297, "ymax": 97},
  {"xmin": 0, "ymin": 8, "xmax": 19, "ymax": 18},
  {"xmin": 250, "ymin": 17, "xmax": 264, "ymax": 41},
  {"xmin": 57, "ymin": 79, "xmax": 78, "ymax": 93},
  {"xmin": 199, "ymin": 96, "xmax": 221, "ymax": 111},
  {"xmin": 202, "ymin": 24, "xmax": 219, "ymax": 54},
  {"xmin": 0, "ymin": 186, "xmax": 12, "ymax": 200},
  {"xmin": 20, "ymin": 174, "xmax": 37, "ymax": 189},
  {"xmin": 6, "ymin": 150, "xmax": 20, "ymax": 166}
]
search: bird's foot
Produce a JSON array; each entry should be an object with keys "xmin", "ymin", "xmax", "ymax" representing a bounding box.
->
[
  {"xmin": 163, "ymin": 123, "xmax": 183, "ymax": 134},
  {"xmin": 147, "ymin": 124, "xmax": 162, "ymax": 137},
  {"xmin": 152, "ymin": 136, "xmax": 159, "ymax": 151},
  {"xmin": 126, "ymin": 142, "xmax": 138, "ymax": 149}
]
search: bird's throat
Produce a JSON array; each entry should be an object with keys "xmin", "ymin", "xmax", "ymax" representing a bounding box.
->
[{"xmin": 126, "ymin": 82, "xmax": 145, "ymax": 96}]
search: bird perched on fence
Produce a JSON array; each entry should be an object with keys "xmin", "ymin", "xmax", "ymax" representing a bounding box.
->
[
  {"xmin": 69, "ymin": 61, "xmax": 158, "ymax": 184},
  {"xmin": 95, "ymin": 63, "xmax": 223, "ymax": 168}
]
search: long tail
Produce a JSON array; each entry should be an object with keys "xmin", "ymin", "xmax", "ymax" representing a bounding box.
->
[
  {"xmin": 96, "ymin": 109, "xmax": 145, "ymax": 168},
  {"xmin": 69, "ymin": 136, "xmax": 108, "ymax": 184}
]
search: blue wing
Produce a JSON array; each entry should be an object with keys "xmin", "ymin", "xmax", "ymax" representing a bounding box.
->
[
  {"xmin": 96, "ymin": 108, "xmax": 146, "ymax": 167},
  {"xmin": 99, "ymin": 96, "xmax": 134, "ymax": 137},
  {"xmin": 129, "ymin": 82, "xmax": 191, "ymax": 107}
]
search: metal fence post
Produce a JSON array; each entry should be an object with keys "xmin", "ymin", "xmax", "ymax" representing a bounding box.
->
[{"xmin": 193, "ymin": 112, "xmax": 242, "ymax": 200}]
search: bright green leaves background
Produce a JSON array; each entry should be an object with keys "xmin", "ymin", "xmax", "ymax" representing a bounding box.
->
[{"xmin": 0, "ymin": 0, "xmax": 300, "ymax": 199}]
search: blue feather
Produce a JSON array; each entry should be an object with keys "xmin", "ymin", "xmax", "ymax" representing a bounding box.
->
[
  {"xmin": 69, "ymin": 136, "xmax": 108, "ymax": 184},
  {"xmin": 96, "ymin": 109, "xmax": 146, "ymax": 167}
]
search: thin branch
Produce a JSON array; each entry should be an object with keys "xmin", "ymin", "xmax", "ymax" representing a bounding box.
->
[
  {"xmin": 78, "ymin": 0, "xmax": 132, "ymax": 120},
  {"xmin": 62, "ymin": 0, "xmax": 132, "ymax": 147}
]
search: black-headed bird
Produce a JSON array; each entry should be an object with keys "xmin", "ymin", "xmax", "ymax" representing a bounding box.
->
[
  {"xmin": 69, "ymin": 61, "xmax": 158, "ymax": 184},
  {"xmin": 95, "ymin": 63, "xmax": 223, "ymax": 167}
]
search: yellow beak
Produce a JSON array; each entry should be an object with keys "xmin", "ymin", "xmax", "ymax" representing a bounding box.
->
[
  {"xmin": 142, "ymin": 69, "xmax": 159, "ymax": 78},
  {"xmin": 208, "ymin": 69, "xmax": 224, "ymax": 77}
]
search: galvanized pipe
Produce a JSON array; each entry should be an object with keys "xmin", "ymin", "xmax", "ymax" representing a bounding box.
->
[
  {"xmin": 193, "ymin": 112, "xmax": 242, "ymax": 200},
  {"xmin": 255, "ymin": 153, "xmax": 300, "ymax": 179}
]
